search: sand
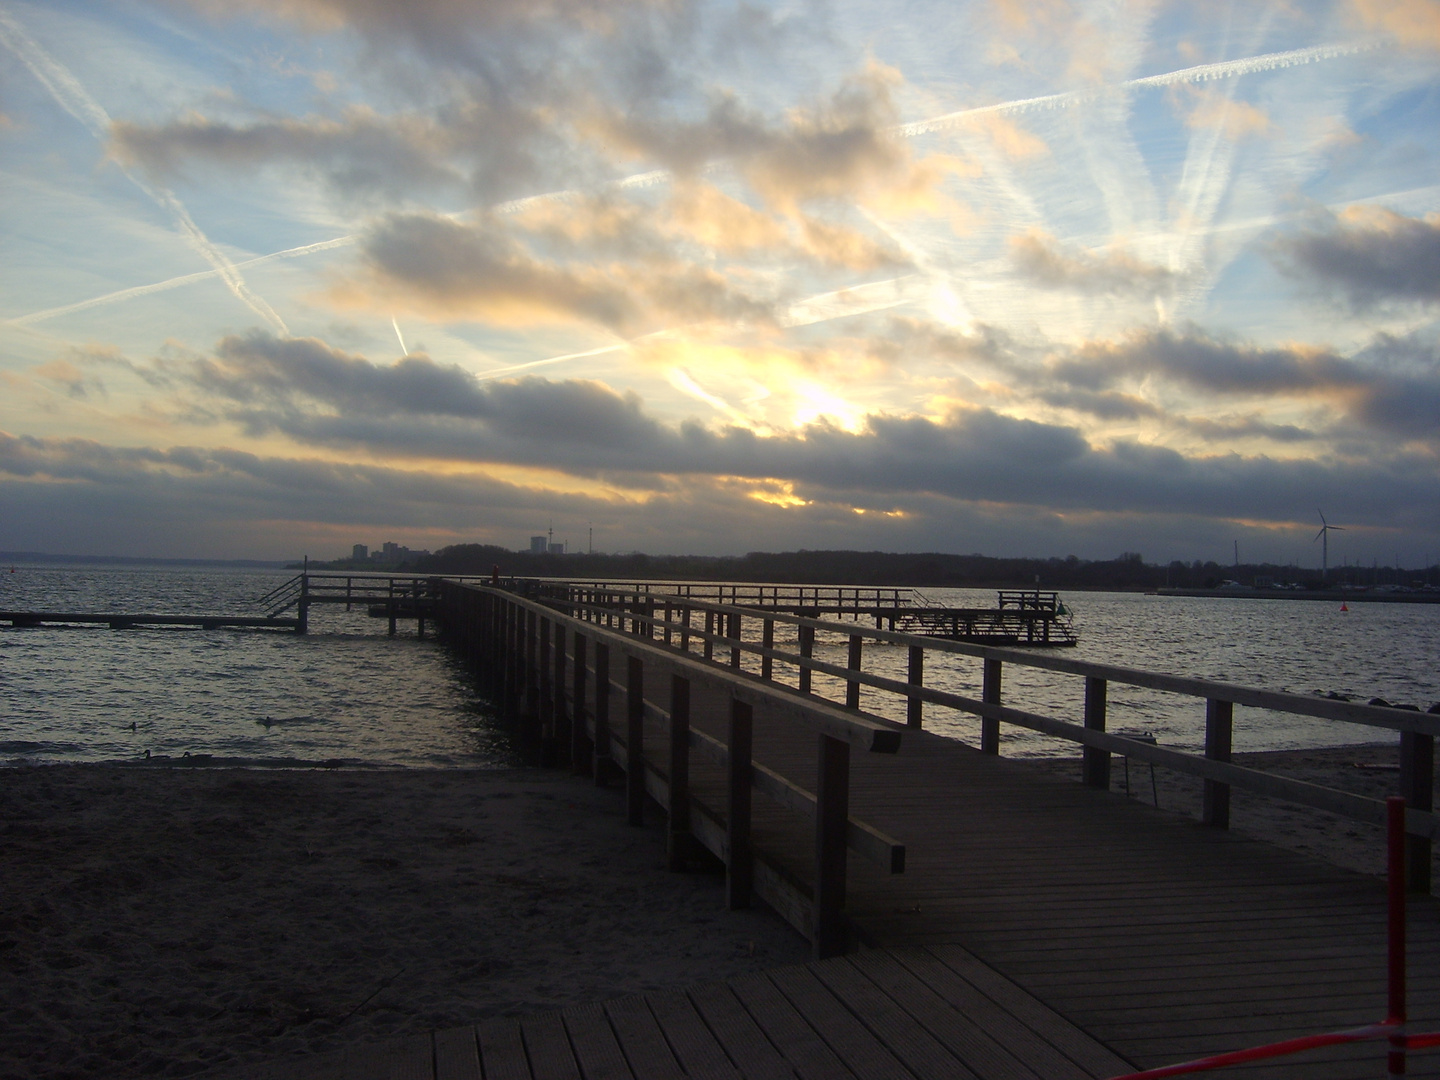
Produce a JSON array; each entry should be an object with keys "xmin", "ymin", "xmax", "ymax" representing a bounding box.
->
[
  {"xmin": 0, "ymin": 765, "xmax": 809, "ymax": 1080},
  {"xmin": 2, "ymin": 745, "xmax": 1433, "ymax": 1079}
]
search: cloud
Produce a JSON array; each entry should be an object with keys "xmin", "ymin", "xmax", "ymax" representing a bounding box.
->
[
  {"xmin": 1272, "ymin": 205, "xmax": 1440, "ymax": 308},
  {"xmin": 590, "ymin": 62, "xmax": 959, "ymax": 220},
  {"xmin": 1350, "ymin": 0, "xmax": 1440, "ymax": 50},
  {"xmin": 110, "ymin": 107, "xmax": 472, "ymax": 203},
  {"xmin": 1181, "ymin": 88, "xmax": 1272, "ymax": 139},
  {"xmin": 338, "ymin": 211, "xmax": 778, "ymax": 334},
  {"xmin": 1010, "ymin": 230, "xmax": 1182, "ymax": 297},
  {"xmin": 1055, "ymin": 327, "xmax": 1440, "ymax": 441},
  {"xmin": 161, "ymin": 332, "xmax": 1440, "ymax": 537}
]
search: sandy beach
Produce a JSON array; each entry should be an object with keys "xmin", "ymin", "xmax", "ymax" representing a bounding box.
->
[
  {"xmin": 0, "ymin": 765, "xmax": 809, "ymax": 1079},
  {"xmin": 2, "ymin": 744, "xmax": 1433, "ymax": 1079}
]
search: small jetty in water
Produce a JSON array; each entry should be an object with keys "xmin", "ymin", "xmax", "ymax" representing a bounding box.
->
[{"xmin": 527, "ymin": 579, "xmax": 1079, "ymax": 646}]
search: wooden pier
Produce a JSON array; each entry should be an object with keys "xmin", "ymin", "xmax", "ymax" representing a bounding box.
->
[
  {"xmin": 0, "ymin": 610, "xmax": 298, "ymax": 630},
  {"xmin": 229, "ymin": 579, "xmax": 1440, "ymax": 1078}
]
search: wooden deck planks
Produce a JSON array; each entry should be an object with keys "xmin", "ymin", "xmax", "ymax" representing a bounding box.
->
[
  {"xmin": 245, "ymin": 626, "xmax": 1440, "ymax": 1080},
  {"xmin": 640, "ymin": 989, "xmax": 740, "ymax": 1080},
  {"xmin": 434, "ymin": 1027, "xmax": 481, "ymax": 1080},
  {"xmin": 602, "ymin": 996, "xmax": 689, "ymax": 1080},
  {"xmin": 685, "ymin": 982, "xmax": 795, "ymax": 1080},
  {"xmin": 477, "ymin": 1017, "xmax": 532, "ymax": 1080},
  {"xmin": 561, "ymin": 1001, "xmax": 633, "ymax": 1080}
]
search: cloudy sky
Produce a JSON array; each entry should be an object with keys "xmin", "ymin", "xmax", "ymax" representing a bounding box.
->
[{"xmin": 2, "ymin": 0, "xmax": 1438, "ymax": 565}]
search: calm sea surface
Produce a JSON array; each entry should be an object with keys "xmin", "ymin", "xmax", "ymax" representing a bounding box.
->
[{"xmin": 2, "ymin": 567, "xmax": 1436, "ymax": 765}]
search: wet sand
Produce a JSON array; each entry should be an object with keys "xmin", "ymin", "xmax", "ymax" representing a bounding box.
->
[{"xmin": 2, "ymin": 745, "xmax": 1432, "ymax": 1078}]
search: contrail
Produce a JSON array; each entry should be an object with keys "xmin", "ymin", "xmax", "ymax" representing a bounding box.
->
[
  {"xmin": 392, "ymin": 317, "xmax": 408, "ymax": 355},
  {"xmin": 5, "ymin": 33, "xmax": 1378, "ymax": 334},
  {"xmin": 895, "ymin": 40, "xmax": 1379, "ymax": 137},
  {"xmin": 0, "ymin": 6, "xmax": 288, "ymax": 334},
  {"xmin": 9, "ymin": 236, "xmax": 357, "ymax": 327},
  {"xmin": 473, "ymin": 343, "xmax": 628, "ymax": 381}
]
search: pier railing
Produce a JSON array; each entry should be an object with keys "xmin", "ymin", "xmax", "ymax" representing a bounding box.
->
[
  {"xmin": 516, "ymin": 579, "xmax": 1439, "ymax": 894},
  {"xmin": 435, "ymin": 581, "xmax": 907, "ymax": 957}
]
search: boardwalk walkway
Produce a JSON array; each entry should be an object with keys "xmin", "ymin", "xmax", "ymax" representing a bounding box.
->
[
  {"xmin": 233, "ymin": 720, "xmax": 1438, "ymax": 1079},
  {"xmin": 227, "ymin": 586, "xmax": 1439, "ymax": 1080}
]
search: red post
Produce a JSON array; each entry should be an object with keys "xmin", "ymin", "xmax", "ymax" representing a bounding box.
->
[{"xmin": 1388, "ymin": 795, "xmax": 1407, "ymax": 1079}]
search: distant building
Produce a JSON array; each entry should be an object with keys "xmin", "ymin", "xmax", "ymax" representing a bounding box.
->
[
  {"xmin": 352, "ymin": 544, "xmax": 368, "ymax": 561},
  {"xmin": 549, "ymin": 542, "xmax": 565, "ymax": 555},
  {"xmin": 529, "ymin": 535, "xmax": 548, "ymax": 554}
]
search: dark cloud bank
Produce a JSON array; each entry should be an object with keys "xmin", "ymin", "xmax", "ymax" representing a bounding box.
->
[{"xmin": 5, "ymin": 326, "xmax": 1438, "ymax": 560}]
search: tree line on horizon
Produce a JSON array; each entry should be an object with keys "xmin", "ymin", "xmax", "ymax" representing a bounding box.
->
[{"xmin": 397, "ymin": 544, "xmax": 1435, "ymax": 591}]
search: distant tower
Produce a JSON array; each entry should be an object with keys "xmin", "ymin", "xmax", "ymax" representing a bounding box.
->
[
  {"xmin": 352, "ymin": 544, "xmax": 368, "ymax": 562},
  {"xmin": 530, "ymin": 535, "xmax": 547, "ymax": 554}
]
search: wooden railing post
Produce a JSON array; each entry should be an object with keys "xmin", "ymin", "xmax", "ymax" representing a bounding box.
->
[
  {"xmin": 553, "ymin": 623, "xmax": 569, "ymax": 767},
  {"xmin": 761, "ymin": 618, "xmax": 774, "ymax": 681},
  {"xmin": 814, "ymin": 733, "xmax": 850, "ymax": 959},
  {"xmin": 727, "ymin": 698, "xmax": 753, "ymax": 909},
  {"xmin": 704, "ymin": 611, "xmax": 715, "ymax": 661},
  {"xmin": 1203, "ymin": 698, "xmax": 1232, "ymax": 827},
  {"xmin": 799, "ymin": 623, "xmax": 814, "ymax": 694},
  {"xmin": 1083, "ymin": 676, "xmax": 1109, "ymax": 789},
  {"xmin": 1400, "ymin": 731, "xmax": 1433, "ymax": 893},
  {"xmin": 571, "ymin": 632, "xmax": 591, "ymax": 775},
  {"xmin": 729, "ymin": 612, "xmax": 742, "ymax": 668},
  {"xmin": 626, "ymin": 655, "xmax": 645, "ymax": 825},
  {"xmin": 907, "ymin": 646, "xmax": 924, "ymax": 729},
  {"xmin": 538, "ymin": 617, "xmax": 553, "ymax": 753},
  {"xmin": 593, "ymin": 643, "xmax": 611, "ymax": 786},
  {"xmin": 679, "ymin": 607, "xmax": 691, "ymax": 653},
  {"xmin": 845, "ymin": 634, "xmax": 862, "ymax": 710},
  {"xmin": 663, "ymin": 602, "xmax": 673, "ymax": 646},
  {"xmin": 524, "ymin": 609, "xmax": 539, "ymax": 725},
  {"xmin": 981, "ymin": 658, "xmax": 1002, "ymax": 754},
  {"xmin": 667, "ymin": 675, "xmax": 692, "ymax": 870}
]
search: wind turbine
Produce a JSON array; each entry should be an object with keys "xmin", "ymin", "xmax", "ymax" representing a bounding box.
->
[{"xmin": 1314, "ymin": 510, "xmax": 1344, "ymax": 582}]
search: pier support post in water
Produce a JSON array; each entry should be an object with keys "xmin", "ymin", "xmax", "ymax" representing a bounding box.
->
[
  {"xmin": 981, "ymin": 658, "xmax": 1002, "ymax": 754},
  {"xmin": 814, "ymin": 733, "xmax": 850, "ymax": 959},
  {"xmin": 296, "ymin": 573, "xmax": 310, "ymax": 635},
  {"xmin": 1203, "ymin": 698, "xmax": 1232, "ymax": 828},
  {"xmin": 626, "ymin": 656, "xmax": 645, "ymax": 826},
  {"xmin": 1400, "ymin": 731, "xmax": 1434, "ymax": 893},
  {"xmin": 667, "ymin": 674, "xmax": 692, "ymax": 870},
  {"xmin": 1083, "ymin": 676, "xmax": 1109, "ymax": 789},
  {"xmin": 727, "ymin": 698, "xmax": 753, "ymax": 909}
]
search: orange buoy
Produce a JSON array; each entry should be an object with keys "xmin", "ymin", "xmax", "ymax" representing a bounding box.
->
[{"xmin": 1340, "ymin": 601, "xmax": 1349, "ymax": 612}]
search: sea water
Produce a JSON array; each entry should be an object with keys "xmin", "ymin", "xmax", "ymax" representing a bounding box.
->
[
  {"xmin": 1, "ymin": 566, "xmax": 1436, "ymax": 765},
  {"xmin": 0, "ymin": 564, "xmax": 517, "ymax": 767}
]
